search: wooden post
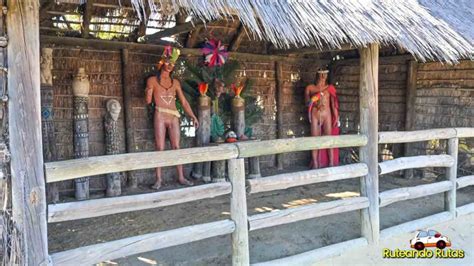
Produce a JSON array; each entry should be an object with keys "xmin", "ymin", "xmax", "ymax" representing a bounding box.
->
[
  {"xmin": 228, "ymin": 158, "xmax": 250, "ymax": 265},
  {"xmin": 212, "ymin": 160, "xmax": 226, "ymax": 182},
  {"xmin": 193, "ymin": 95, "xmax": 212, "ymax": 182},
  {"xmin": 445, "ymin": 137, "xmax": 458, "ymax": 218},
  {"xmin": 72, "ymin": 68, "xmax": 90, "ymax": 200},
  {"xmin": 120, "ymin": 49, "xmax": 137, "ymax": 188},
  {"xmin": 404, "ymin": 60, "xmax": 417, "ymax": 178},
  {"xmin": 104, "ymin": 99, "xmax": 122, "ymax": 196},
  {"xmin": 358, "ymin": 43, "xmax": 380, "ymax": 244},
  {"xmin": 40, "ymin": 47, "xmax": 59, "ymax": 203},
  {"xmin": 7, "ymin": 0, "xmax": 49, "ymax": 263},
  {"xmin": 81, "ymin": 0, "xmax": 93, "ymax": 38},
  {"xmin": 275, "ymin": 61, "xmax": 284, "ymax": 170}
]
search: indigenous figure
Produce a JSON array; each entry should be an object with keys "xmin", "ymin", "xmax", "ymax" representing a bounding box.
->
[
  {"xmin": 145, "ymin": 46, "xmax": 199, "ymax": 190},
  {"xmin": 305, "ymin": 68, "xmax": 340, "ymax": 169}
]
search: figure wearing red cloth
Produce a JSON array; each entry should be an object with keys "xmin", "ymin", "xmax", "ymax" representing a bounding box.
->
[{"xmin": 305, "ymin": 68, "xmax": 340, "ymax": 169}]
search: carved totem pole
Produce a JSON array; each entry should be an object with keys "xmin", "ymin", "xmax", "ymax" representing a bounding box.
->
[
  {"xmin": 193, "ymin": 83, "xmax": 212, "ymax": 182},
  {"xmin": 72, "ymin": 68, "xmax": 90, "ymax": 200},
  {"xmin": 231, "ymin": 86, "xmax": 261, "ymax": 179},
  {"xmin": 40, "ymin": 48, "xmax": 59, "ymax": 202},
  {"xmin": 104, "ymin": 99, "xmax": 122, "ymax": 196}
]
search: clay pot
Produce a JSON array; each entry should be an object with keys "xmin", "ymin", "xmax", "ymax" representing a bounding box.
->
[{"xmin": 72, "ymin": 68, "xmax": 90, "ymax": 97}]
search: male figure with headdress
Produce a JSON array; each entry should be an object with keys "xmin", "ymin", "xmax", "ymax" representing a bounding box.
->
[
  {"xmin": 305, "ymin": 68, "xmax": 340, "ymax": 169},
  {"xmin": 145, "ymin": 46, "xmax": 199, "ymax": 190}
]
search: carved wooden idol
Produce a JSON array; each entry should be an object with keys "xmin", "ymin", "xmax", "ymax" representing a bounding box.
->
[{"xmin": 104, "ymin": 99, "xmax": 122, "ymax": 196}]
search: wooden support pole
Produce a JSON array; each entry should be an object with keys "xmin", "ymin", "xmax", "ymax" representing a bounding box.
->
[
  {"xmin": 457, "ymin": 175, "xmax": 474, "ymax": 189},
  {"xmin": 229, "ymin": 23, "xmax": 246, "ymax": 52},
  {"xmin": 81, "ymin": 0, "xmax": 93, "ymax": 38},
  {"xmin": 228, "ymin": 158, "xmax": 250, "ymax": 265},
  {"xmin": 72, "ymin": 68, "xmax": 90, "ymax": 200},
  {"xmin": 358, "ymin": 43, "xmax": 380, "ymax": 244},
  {"xmin": 379, "ymin": 181, "xmax": 452, "ymax": 207},
  {"xmin": 275, "ymin": 61, "xmax": 284, "ymax": 170},
  {"xmin": 404, "ymin": 60, "xmax": 418, "ymax": 178},
  {"xmin": 7, "ymin": 0, "xmax": 49, "ymax": 263},
  {"xmin": 378, "ymin": 154, "xmax": 454, "ymax": 175},
  {"xmin": 120, "ymin": 49, "xmax": 137, "ymax": 188},
  {"xmin": 445, "ymin": 137, "xmax": 458, "ymax": 219}
]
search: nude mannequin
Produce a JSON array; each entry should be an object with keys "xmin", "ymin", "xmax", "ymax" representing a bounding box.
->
[
  {"xmin": 146, "ymin": 60, "xmax": 199, "ymax": 190},
  {"xmin": 305, "ymin": 70, "xmax": 339, "ymax": 169}
]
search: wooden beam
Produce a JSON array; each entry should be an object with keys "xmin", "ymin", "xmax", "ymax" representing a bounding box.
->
[
  {"xmin": 254, "ymin": 238, "xmax": 368, "ymax": 266},
  {"xmin": 379, "ymin": 128, "xmax": 457, "ymax": 144},
  {"xmin": 271, "ymin": 43, "xmax": 355, "ymax": 55},
  {"xmin": 50, "ymin": 220, "xmax": 235, "ymax": 265},
  {"xmin": 146, "ymin": 20, "xmax": 204, "ymax": 42},
  {"xmin": 456, "ymin": 175, "xmax": 474, "ymax": 189},
  {"xmin": 274, "ymin": 61, "xmax": 284, "ymax": 169},
  {"xmin": 7, "ymin": 0, "xmax": 49, "ymax": 264},
  {"xmin": 45, "ymin": 144, "xmax": 239, "ymax": 182},
  {"xmin": 403, "ymin": 60, "xmax": 418, "ymax": 178},
  {"xmin": 249, "ymin": 197, "xmax": 369, "ymax": 231},
  {"xmin": 48, "ymin": 182, "xmax": 231, "ymax": 222},
  {"xmin": 445, "ymin": 138, "xmax": 458, "ymax": 218},
  {"xmin": 235, "ymin": 134, "xmax": 367, "ymax": 158},
  {"xmin": 247, "ymin": 163, "xmax": 368, "ymax": 194},
  {"xmin": 229, "ymin": 23, "xmax": 246, "ymax": 52},
  {"xmin": 378, "ymin": 155, "xmax": 454, "ymax": 175},
  {"xmin": 457, "ymin": 202, "xmax": 474, "ymax": 217},
  {"xmin": 228, "ymin": 158, "xmax": 250, "ymax": 265},
  {"xmin": 359, "ymin": 43, "xmax": 380, "ymax": 244},
  {"xmin": 379, "ymin": 181, "xmax": 452, "ymax": 207},
  {"xmin": 40, "ymin": 35, "xmax": 331, "ymax": 63},
  {"xmin": 81, "ymin": 0, "xmax": 93, "ymax": 38},
  {"xmin": 455, "ymin": 127, "xmax": 474, "ymax": 138},
  {"xmin": 380, "ymin": 212, "xmax": 451, "ymax": 240},
  {"xmin": 120, "ymin": 49, "xmax": 137, "ymax": 188}
]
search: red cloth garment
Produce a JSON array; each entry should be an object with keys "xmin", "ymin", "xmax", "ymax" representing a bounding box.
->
[{"xmin": 310, "ymin": 84, "xmax": 340, "ymax": 168}]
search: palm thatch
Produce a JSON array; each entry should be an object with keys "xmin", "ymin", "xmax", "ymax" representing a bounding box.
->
[{"xmin": 126, "ymin": 0, "xmax": 472, "ymax": 63}]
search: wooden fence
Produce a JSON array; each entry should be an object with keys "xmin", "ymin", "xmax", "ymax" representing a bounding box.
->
[{"xmin": 43, "ymin": 128, "xmax": 474, "ymax": 265}]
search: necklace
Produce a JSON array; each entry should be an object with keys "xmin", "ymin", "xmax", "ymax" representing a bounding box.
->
[{"xmin": 158, "ymin": 77, "xmax": 174, "ymax": 90}]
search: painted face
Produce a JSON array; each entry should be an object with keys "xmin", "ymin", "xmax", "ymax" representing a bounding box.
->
[
  {"xmin": 318, "ymin": 72, "xmax": 328, "ymax": 82},
  {"xmin": 163, "ymin": 61, "xmax": 175, "ymax": 72}
]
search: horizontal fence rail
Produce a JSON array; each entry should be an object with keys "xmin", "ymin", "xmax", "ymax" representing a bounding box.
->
[
  {"xmin": 378, "ymin": 155, "xmax": 454, "ymax": 175},
  {"xmin": 48, "ymin": 183, "xmax": 232, "ymax": 223},
  {"xmin": 380, "ymin": 212, "xmax": 452, "ymax": 240},
  {"xmin": 248, "ymin": 197, "xmax": 369, "ymax": 231},
  {"xmin": 457, "ymin": 175, "xmax": 474, "ymax": 189},
  {"xmin": 235, "ymin": 135, "xmax": 367, "ymax": 158},
  {"xmin": 44, "ymin": 134, "xmax": 366, "ymax": 183},
  {"xmin": 379, "ymin": 181, "xmax": 452, "ymax": 207},
  {"xmin": 247, "ymin": 163, "xmax": 368, "ymax": 194},
  {"xmin": 378, "ymin": 127, "xmax": 474, "ymax": 144},
  {"xmin": 45, "ymin": 145, "xmax": 239, "ymax": 182},
  {"xmin": 50, "ymin": 219, "xmax": 235, "ymax": 265},
  {"xmin": 253, "ymin": 238, "xmax": 368, "ymax": 266},
  {"xmin": 457, "ymin": 203, "xmax": 474, "ymax": 217}
]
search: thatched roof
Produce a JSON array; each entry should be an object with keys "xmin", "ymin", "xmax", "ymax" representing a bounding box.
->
[
  {"xmin": 127, "ymin": 0, "xmax": 472, "ymax": 63},
  {"xmin": 42, "ymin": 0, "xmax": 472, "ymax": 63}
]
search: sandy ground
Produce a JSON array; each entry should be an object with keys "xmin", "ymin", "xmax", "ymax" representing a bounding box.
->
[
  {"xmin": 48, "ymin": 167, "xmax": 474, "ymax": 265},
  {"xmin": 319, "ymin": 213, "xmax": 474, "ymax": 266}
]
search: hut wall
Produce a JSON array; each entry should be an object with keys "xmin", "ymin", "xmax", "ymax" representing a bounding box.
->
[{"xmin": 411, "ymin": 60, "xmax": 474, "ymax": 175}]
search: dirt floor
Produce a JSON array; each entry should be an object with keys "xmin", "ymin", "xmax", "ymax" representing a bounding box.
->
[{"xmin": 48, "ymin": 166, "xmax": 474, "ymax": 265}]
